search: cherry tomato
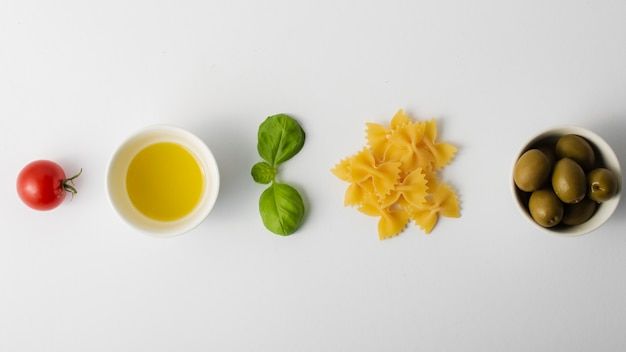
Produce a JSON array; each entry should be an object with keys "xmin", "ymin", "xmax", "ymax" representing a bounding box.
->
[{"xmin": 16, "ymin": 160, "xmax": 82, "ymax": 211}]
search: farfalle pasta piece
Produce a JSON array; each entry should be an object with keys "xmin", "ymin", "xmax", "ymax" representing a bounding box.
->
[
  {"xmin": 384, "ymin": 121, "xmax": 431, "ymax": 174},
  {"xmin": 349, "ymin": 148, "xmax": 401, "ymax": 198},
  {"xmin": 332, "ymin": 109, "xmax": 461, "ymax": 240},
  {"xmin": 419, "ymin": 119, "xmax": 458, "ymax": 170},
  {"xmin": 380, "ymin": 168, "xmax": 428, "ymax": 209},
  {"xmin": 357, "ymin": 194, "xmax": 410, "ymax": 240},
  {"xmin": 410, "ymin": 182, "xmax": 460, "ymax": 234},
  {"xmin": 430, "ymin": 181, "xmax": 461, "ymax": 219},
  {"xmin": 365, "ymin": 109, "xmax": 413, "ymax": 161},
  {"xmin": 377, "ymin": 207, "xmax": 410, "ymax": 240}
]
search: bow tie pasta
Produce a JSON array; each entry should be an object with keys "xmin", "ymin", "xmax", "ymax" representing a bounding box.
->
[{"xmin": 331, "ymin": 109, "xmax": 460, "ymax": 240}]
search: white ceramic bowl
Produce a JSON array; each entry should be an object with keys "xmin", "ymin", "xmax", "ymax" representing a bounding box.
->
[
  {"xmin": 106, "ymin": 125, "xmax": 220, "ymax": 237},
  {"xmin": 512, "ymin": 126, "xmax": 622, "ymax": 236}
]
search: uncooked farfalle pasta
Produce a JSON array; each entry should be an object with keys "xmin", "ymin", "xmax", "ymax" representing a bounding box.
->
[{"xmin": 331, "ymin": 109, "xmax": 460, "ymax": 239}]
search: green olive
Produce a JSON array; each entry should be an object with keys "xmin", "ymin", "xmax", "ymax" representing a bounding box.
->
[
  {"xmin": 529, "ymin": 189, "xmax": 564, "ymax": 227},
  {"xmin": 555, "ymin": 134, "xmax": 596, "ymax": 171},
  {"xmin": 514, "ymin": 149, "xmax": 551, "ymax": 192},
  {"xmin": 587, "ymin": 168, "xmax": 618, "ymax": 203},
  {"xmin": 562, "ymin": 197, "xmax": 597, "ymax": 225},
  {"xmin": 552, "ymin": 158, "xmax": 587, "ymax": 204}
]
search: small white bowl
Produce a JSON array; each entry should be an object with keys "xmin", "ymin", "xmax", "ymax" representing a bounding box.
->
[
  {"xmin": 106, "ymin": 125, "xmax": 220, "ymax": 237},
  {"xmin": 512, "ymin": 126, "xmax": 622, "ymax": 236}
]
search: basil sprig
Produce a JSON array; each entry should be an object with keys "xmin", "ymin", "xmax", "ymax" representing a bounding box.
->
[{"xmin": 252, "ymin": 114, "xmax": 306, "ymax": 236}]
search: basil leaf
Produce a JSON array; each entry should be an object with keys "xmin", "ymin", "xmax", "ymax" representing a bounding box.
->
[
  {"xmin": 257, "ymin": 114, "xmax": 305, "ymax": 167},
  {"xmin": 259, "ymin": 182, "xmax": 305, "ymax": 236},
  {"xmin": 251, "ymin": 161, "xmax": 276, "ymax": 184}
]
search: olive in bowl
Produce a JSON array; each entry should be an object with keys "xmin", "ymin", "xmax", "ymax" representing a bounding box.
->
[{"xmin": 512, "ymin": 126, "xmax": 622, "ymax": 236}]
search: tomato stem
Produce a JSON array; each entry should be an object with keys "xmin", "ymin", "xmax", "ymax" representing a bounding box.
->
[{"xmin": 63, "ymin": 168, "xmax": 82, "ymax": 197}]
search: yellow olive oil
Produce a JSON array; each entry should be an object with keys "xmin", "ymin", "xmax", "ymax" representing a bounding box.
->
[{"xmin": 126, "ymin": 142, "xmax": 204, "ymax": 221}]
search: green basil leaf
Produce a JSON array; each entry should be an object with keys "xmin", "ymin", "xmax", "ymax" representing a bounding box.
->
[
  {"xmin": 251, "ymin": 161, "xmax": 276, "ymax": 184},
  {"xmin": 259, "ymin": 182, "xmax": 305, "ymax": 236},
  {"xmin": 257, "ymin": 114, "xmax": 305, "ymax": 167}
]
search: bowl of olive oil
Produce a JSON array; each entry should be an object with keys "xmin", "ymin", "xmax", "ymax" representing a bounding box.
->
[{"xmin": 107, "ymin": 125, "xmax": 220, "ymax": 237}]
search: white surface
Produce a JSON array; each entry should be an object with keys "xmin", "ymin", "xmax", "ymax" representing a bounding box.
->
[{"xmin": 1, "ymin": 0, "xmax": 626, "ymax": 351}]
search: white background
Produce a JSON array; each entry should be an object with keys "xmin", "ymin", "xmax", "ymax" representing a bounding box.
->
[{"xmin": 1, "ymin": 0, "xmax": 626, "ymax": 351}]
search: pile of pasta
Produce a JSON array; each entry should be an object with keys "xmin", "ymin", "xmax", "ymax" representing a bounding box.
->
[{"xmin": 331, "ymin": 109, "xmax": 461, "ymax": 240}]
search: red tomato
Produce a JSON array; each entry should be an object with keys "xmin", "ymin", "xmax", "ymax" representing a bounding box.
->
[{"xmin": 16, "ymin": 160, "xmax": 82, "ymax": 211}]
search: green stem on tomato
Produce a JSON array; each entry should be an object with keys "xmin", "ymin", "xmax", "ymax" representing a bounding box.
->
[{"xmin": 63, "ymin": 168, "xmax": 82, "ymax": 197}]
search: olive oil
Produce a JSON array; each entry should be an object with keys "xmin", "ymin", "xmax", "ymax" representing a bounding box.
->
[{"xmin": 126, "ymin": 142, "xmax": 204, "ymax": 221}]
